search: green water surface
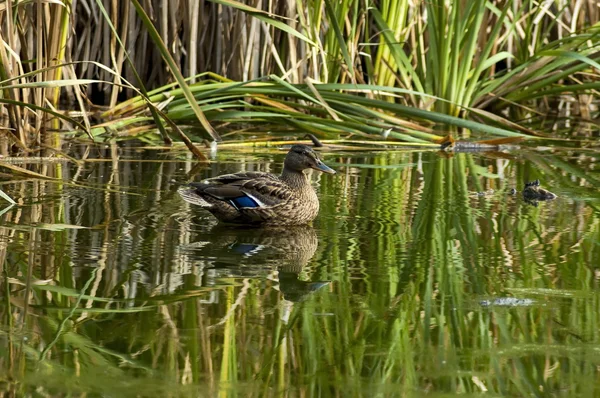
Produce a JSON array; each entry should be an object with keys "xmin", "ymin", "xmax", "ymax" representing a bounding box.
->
[{"xmin": 1, "ymin": 145, "xmax": 599, "ymax": 397}]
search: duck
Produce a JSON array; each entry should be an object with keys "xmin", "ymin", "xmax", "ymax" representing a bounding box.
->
[
  {"xmin": 178, "ymin": 145, "xmax": 336, "ymax": 225},
  {"xmin": 522, "ymin": 179, "xmax": 557, "ymax": 201}
]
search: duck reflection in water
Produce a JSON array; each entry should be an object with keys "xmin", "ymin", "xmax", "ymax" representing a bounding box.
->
[{"xmin": 183, "ymin": 225, "xmax": 330, "ymax": 303}]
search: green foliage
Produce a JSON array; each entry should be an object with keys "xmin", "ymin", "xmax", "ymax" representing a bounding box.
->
[
  {"xmin": 99, "ymin": 76, "xmax": 530, "ymax": 144},
  {"xmin": 86, "ymin": 0, "xmax": 600, "ymax": 145},
  {"xmin": 0, "ymin": 0, "xmax": 598, "ymax": 151}
]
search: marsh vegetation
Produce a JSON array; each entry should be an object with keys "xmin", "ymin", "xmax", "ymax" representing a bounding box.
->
[
  {"xmin": 0, "ymin": 0, "xmax": 599, "ymax": 396},
  {"xmin": 0, "ymin": 0, "xmax": 598, "ymax": 151}
]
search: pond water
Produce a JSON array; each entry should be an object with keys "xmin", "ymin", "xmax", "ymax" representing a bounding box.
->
[{"xmin": 1, "ymin": 144, "xmax": 600, "ymax": 397}]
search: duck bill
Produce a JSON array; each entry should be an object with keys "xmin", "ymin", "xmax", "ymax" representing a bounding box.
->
[{"xmin": 312, "ymin": 161, "xmax": 336, "ymax": 174}]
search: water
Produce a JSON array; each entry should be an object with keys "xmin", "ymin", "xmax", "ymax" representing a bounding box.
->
[{"xmin": 1, "ymin": 145, "xmax": 599, "ymax": 397}]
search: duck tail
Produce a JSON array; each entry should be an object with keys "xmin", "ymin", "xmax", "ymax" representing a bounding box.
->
[{"xmin": 177, "ymin": 187, "xmax": 213, "ymax": 208}]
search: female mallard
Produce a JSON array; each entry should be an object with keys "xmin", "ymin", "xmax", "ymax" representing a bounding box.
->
[{"xmin": 178, "ymin": 145, "xmax": 336, "ymax": 225}]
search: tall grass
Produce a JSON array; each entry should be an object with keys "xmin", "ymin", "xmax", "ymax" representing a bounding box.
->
[
  {"xmin": 96, "ymin": 0, "xmax": 600, "ymax": 143},
  {"xmin": 0, "ymin": 0, "xmax": 598, "ymax": 153}
]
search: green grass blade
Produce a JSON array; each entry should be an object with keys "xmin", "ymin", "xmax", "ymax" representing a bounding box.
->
[
  {"xmin": 0, "ymin": 188, "xmax": 15, "ymax": 204},
  {"xmin": 539, "ymin": 50, "xmax": 600, "ymax": 72},
  {"xmin": 129, "ymin": 0, "xmax": 221, "ymax": 142},
  {"xmin": 324, "ymin": 0, "xmax": 354, "ymax": 77},
  {"xmin": 208, "ymin": 0, "xmax": 316, "ymax": 46},
  {"xmin": 370, "ymin": 8, "xmax": 424, "ymax": 93},
  {"xmin": 93, "ymin": 0, "xmax": 170, "ymax": 142}
]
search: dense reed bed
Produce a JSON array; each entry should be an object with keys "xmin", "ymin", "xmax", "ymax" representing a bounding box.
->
[{"xmin": 0, "ymin": 0, "xmax": 598, "ymax": 154}]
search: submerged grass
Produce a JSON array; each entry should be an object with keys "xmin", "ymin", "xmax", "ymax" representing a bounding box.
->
[{"xmin": 1, "ymin": 148, "xmax": 599, "ymax": 395}]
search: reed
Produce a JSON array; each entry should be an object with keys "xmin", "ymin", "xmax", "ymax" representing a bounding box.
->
[{"xmin": 0, "ymin": 0, "xmax": 598, "ymax": 152}]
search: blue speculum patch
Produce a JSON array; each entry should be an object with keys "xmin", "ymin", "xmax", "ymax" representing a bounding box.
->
[{"xmin": 231, "ymin": 195, "xmax": 259, "ymax": 209}]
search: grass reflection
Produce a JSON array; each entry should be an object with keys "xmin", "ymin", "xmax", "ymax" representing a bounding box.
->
[{"xmin": 0, "ymin": 148, "xmax": 599, "ymax": 396}]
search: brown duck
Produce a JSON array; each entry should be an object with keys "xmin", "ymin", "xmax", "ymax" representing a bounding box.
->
[{"xmin": 178, "ymin": 145, "xmax": 336, "ymax": 225}]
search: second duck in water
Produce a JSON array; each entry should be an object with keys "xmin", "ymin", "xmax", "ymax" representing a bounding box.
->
[{"xmin": 178, "ymin": 145, "xmax": 336, "ymax": 225}]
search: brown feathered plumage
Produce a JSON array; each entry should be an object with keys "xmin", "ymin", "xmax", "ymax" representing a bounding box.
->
[{"xmin": 178, "ymin": 145, "xmax": 336, "ymax": 225}]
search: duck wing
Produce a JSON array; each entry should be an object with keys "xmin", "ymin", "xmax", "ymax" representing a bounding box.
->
[
  {"xmin": 237, "ymin": 178, "xmax": 295, "ymax": 207},
  {"xmin": 190, "ymin": 172, "xmax": 294, "ymax": 209}
]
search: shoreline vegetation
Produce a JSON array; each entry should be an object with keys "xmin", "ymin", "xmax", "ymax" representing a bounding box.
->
[
  {"xmin": 1, "ymin": 3, "xmax": 600, "ymax": 396},
  {"xmin": 0, "ymin": 0, "xmax": 598, "ymax": 155}
]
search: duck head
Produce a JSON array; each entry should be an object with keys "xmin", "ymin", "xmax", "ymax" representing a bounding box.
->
[{"xmin": 284, "ymin": 145, "xmax": 336, "ymax": 175}]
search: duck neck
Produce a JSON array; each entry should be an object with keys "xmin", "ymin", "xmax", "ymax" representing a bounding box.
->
[{"xmin": 280, "ymin": 167, "xmax": 309, "ymax": 189}]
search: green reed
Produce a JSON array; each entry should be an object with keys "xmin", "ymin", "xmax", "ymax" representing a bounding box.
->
[{"xmin": 0, "ymin": 0, "xmax": 599, "ymax": 154}]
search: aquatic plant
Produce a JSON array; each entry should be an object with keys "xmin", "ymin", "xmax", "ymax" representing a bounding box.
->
[{"xmin": 0, "ymin": 0, "xmax": 598, "ymax": 152}]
